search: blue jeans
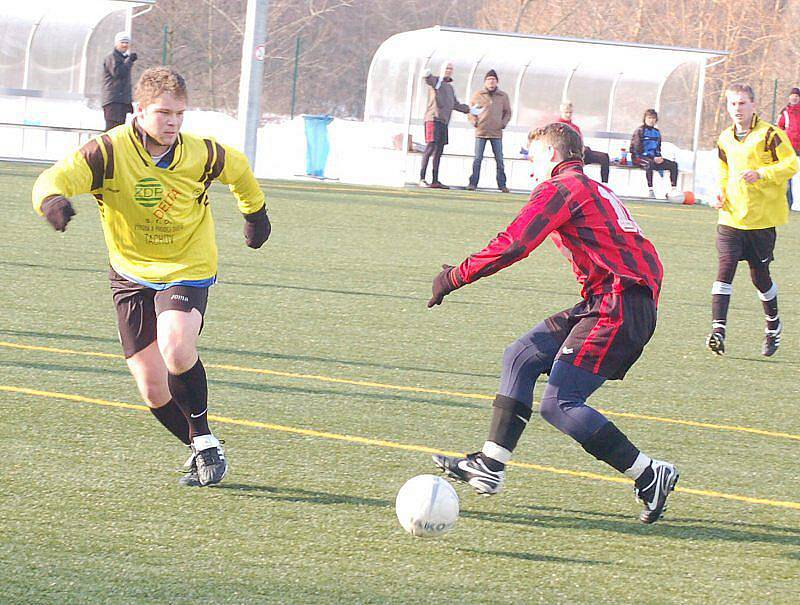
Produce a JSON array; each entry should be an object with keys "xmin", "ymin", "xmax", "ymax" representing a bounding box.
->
[{"xmin": 469, "ymin": 137, "xmax": 506, "ymax": 189}]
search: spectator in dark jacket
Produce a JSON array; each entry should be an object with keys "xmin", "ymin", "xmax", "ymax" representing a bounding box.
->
[
  {"xmin": 630, "ymin": 109, "xmax": 679, "ymax": 199},
  {"xmin": 419, "ymin": 61, "xmax": 470, "ymax": 189},
  {"xmin": 102, "ymin": 32, "xmax": 137, "ymax": 131},
  {"xmin": 777, "ymin": 87, "xmax": 800, "ymax": 206}
]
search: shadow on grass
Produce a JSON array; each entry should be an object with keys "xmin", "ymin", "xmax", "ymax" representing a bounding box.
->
[
  {"xmin": 457, "ymin": 547, "xmax": 609, "ymax": 566},
  {"xmin": 0, "ymin": 327, "xmax": 498, "ymax": 380},
  {"xmin": 211, "ymin": 482, "xmax": 800, "ymax": 554}
]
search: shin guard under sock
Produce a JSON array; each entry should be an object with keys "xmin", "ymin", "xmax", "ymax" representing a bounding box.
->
[
  {"xmin": 487, "ymin": 394, "xmax": 532, "ymax": 454},
  {"xmin": 168, "ymin": 358, "xmax": 210, "ymax": 439}
]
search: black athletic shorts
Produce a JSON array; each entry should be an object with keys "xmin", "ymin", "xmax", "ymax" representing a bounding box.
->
[
  {"xmin": 543, "ymin": 285, "xmax": 657, "ymax": 380},
  {"xmin": 109, "ymin": 268, "xmax": 209, "ymax": 358},
  {"xmin": 716, "ymin": 224, "xmax": 776, "ymax": 266}
]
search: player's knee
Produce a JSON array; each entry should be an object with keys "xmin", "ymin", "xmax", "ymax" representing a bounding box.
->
[
  {"xmin": 502, "ymin": 339, "xmax": 550, "ymax": 378},
  {"xmin": 159, "ymin": 339, "xmax": 197, "ymax": 374},
  {"xmin": 538, "ymin": 385, "xmax": 563, "ymax": 426},
  {"xmin": 136, "ymin": 379, "xmax": 171, "ymax": 408}
]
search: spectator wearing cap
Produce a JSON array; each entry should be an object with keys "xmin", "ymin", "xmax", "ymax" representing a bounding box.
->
[
  {"xmin": 101, "ymin": 32, "xmax": 138, "ymax": 131},
  {"xmin": 419, "ymin": 61, "xmax": 470, "ymax": 189},
  {"xmin": 777, "ymin": 87, "xmax": 800, "ymax": 207},
  {"xmin": 558, "ymin": 101, "xmax": 610, "ymax": 183},
  {"xmin": 467, "ymin": 69, "xmax": 512, "ymax": 192}
]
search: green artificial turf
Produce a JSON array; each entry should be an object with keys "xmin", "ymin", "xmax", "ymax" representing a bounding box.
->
[{"xmin": 1, "ymin": 162, "xmax": 798, "ymax": 604}]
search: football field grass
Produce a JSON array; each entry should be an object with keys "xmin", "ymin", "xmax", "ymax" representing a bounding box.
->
[{"xmin": 2, "ymin": 161, "xmax": 799, "ymax": 604}]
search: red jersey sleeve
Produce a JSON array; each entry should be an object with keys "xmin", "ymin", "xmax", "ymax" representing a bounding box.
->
[{"xmin": 455, "ymin": 182, "xmax": 571, "ymax": 284}]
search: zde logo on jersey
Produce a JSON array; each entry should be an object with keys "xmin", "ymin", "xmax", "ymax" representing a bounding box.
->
[{"xmin": 134, "ymin": 177, "xmax": 164, "ymax": 208}]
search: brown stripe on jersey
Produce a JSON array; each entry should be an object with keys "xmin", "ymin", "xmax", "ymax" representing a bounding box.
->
[
  {"xmin": 100, "ymin": 134, "xmax": 115, "ymax": 179},
  {"xmin": 79, "ymin": 139, "xmax": 105, "ymax": 190},
  {"xmin": 196, "ymin": 139, "xmax": 217, "ymax": 205},
  {"xmin": 210, "ymin": 142, "xmax": 226, "ymax": 180},
  {"xmin": 765, "ymin": 127, "xmax": 780, "ymax": 162},
  {"xmin": 128, "ymin": 132, "xmax": 150, "ymax": 167},
  {"xmin": 168, "ymin": 134, "xmax": 184, "ymax": 170},
  {"xmin": 718, "ymin": 145, "xmax": 728, "ymax": 164}
]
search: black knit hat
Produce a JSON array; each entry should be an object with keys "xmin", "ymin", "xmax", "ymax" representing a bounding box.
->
[
  {"xmin": 791, "ymin": 87, "xmax": 800, "ymax": 96},
  {"xmin": 485, "ymin": 69, "xmax": 498, "ymax": 81}
]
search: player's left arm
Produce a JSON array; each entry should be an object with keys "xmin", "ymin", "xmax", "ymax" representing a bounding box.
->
[
  {"xmin": 756, "ymin": 127, "xmax": 800, "ymax": 184},
  {"xmin": 216, "ymin": 143, "xmax": 271, "ymax": 249},
  {"xmin": 428, "ymin": 183, "xmax": 570, "ymax": 307}
]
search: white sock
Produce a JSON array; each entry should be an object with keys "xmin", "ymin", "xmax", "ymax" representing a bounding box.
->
[
  {"xmin": 482, "ymin": 441, "xmax": 512, "ymax": 464},
  {"xmin": 624, "ymin": 452, "xmax": 652, "ymax": 480},
  {"xmin": 192, "ymin": 433, "xmax": 220, "ymax": 451}
]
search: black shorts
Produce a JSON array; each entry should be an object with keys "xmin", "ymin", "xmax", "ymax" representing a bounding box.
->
[
  {"xmin": 543, "ymin": 286, "xmax": 657, "ymax": 380},
  {"xmin": 109, "ymin": 268, "xmax": 209, "ymax": 358},
  {"xmin": 716, "ymin": 224, "xmax": 776, "ymax": 266},
  {"xmin": 424, "ymin": 120, "xmax": 448, "ymax": 146}
]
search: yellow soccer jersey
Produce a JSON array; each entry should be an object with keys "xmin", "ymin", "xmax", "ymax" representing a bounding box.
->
[
  {"xmin": 717, "ymin": 115, "xmax": 799, "ymax": 230},
  {"xmin": 32, "ymin": 122, "xmax": 265, "ymax": 285}
]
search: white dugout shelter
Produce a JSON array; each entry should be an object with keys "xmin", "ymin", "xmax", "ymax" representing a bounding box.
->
[
  {"xmin": 0, "ymin": 0, "xmax": 154, "ymax": 161},
  {"xmin": 364, "ymin": 26, "xmax": 727, "ymax": 193}
]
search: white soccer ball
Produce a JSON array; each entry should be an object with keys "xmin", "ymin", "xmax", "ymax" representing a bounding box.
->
[{"xmin": 395, "ymin": 474, "xmax": 459, "ymax": 537}]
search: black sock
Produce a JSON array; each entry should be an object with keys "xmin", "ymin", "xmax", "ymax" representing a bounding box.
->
[
  {"xmin": 149, "ymin": 399, "xmax": 191, "ymax": 444},
  {"xmin": 487, "ymin": 394, "xmax": 532, "ymax": 453},
  {"xmin": 167, "ymin": 358, "xmax": 210, "ymax": 439},
  {"xmin": 711, "ymin": 294, "xmax": 730, "ymax": 334},
  {"xmin": 580, "ymin": 422, "xmax": 640, "ymax": 474}
]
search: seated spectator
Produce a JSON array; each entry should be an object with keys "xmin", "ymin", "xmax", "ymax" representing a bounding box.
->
[
  {"xmin": 777, "ymin": 87, "xmax": 800, "ymax": 207},
  {"xmin": 630, "ymin": 109, "xmax": 679, "ymax": 199},
  {"xmin": 558, "ymin": 101, "xmax": 609, "ymax": 183}
]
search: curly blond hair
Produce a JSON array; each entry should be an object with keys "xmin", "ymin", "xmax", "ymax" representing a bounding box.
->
[
  {"xmin": 134, "ymin": 66, "xmax": 188, "ymax": 107},
  {"xmin": 527, "ymin": 122, "xmax": 583, "ymax": 161}
]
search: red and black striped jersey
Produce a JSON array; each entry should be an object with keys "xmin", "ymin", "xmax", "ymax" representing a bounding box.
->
[{"xmin": 454, "ymin": 160, "xmax": 663, "ymax": 302}]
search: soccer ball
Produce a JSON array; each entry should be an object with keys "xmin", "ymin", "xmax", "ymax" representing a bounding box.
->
[{"xmin": 395, "ymin": 474, "xmax": 459, "ymax": 537}]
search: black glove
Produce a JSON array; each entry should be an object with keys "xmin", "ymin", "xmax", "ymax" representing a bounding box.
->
[
  {"xmin": 41, "ymin": 196, "xmax": 76, "ymax": 232},
  {"xmin": 427, "ymin": 264, "xmax": 463, "ymax": 308},
  {"xmin": 243, "ymin": 206, "xmax": 271, "ymax": 249},
  {"xmin": 128, "ymin": 52, "xmax": 138, "ymax": 62}
]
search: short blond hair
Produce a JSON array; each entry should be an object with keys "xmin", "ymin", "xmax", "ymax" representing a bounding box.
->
[
  {"xmin": 726, "ymin": 83, "xmax": 755, "ymax": 102},
  {"xmin": 528, "ymin": 122, "xmax": 583, "ymax": 161},
  {"xmin": 134, "ymin": 66, "xmax": 188, "ymax": 107}
]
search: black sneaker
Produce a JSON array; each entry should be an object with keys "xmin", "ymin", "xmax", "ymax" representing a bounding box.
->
[
  {"xmin": 634, "ymin": 460, "xmax": 679, "ymax": 524},
  {"xmin": 432, "ymin": 452, "xmax": 504, "ymax": 494},
  {"xmin": 762, "ymin": 322, "xmax": 782, "ymax": 357},
  {"xmin": 706, "ymin": 331, "xmax": 725, "ymax": 355},
  {"xmin": 192, "ymin": 435, "xmax": 228, "ymax": 486}
]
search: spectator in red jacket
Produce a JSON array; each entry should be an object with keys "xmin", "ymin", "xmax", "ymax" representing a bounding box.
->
[
  {"xmin": 777, "ymin": 87, "xmax": 800, "ymax": 206},
  {"xmin": 558, "ymin": 102, "xmax": 609, "ymax": 183},
  {"xmin": 777, "ymin": 87, "xmax": 800, "ymax": 151}
]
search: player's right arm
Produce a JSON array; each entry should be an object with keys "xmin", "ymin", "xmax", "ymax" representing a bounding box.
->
[
  {"xmin": 428, "ymin": 183, "xmax": 571, "ymax": 307},
  {"xmin": 31, "ymin": 144, "xmax": 99, "ymax": 231}
]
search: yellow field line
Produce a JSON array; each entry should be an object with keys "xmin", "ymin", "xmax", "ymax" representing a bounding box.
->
[
  {"xmin": 2, "ymin": 384, "xmax": 799, "ymax": 512},
  {"xmin": 1, "ymin": 340, "xmax": 799, "ymax": 443}
]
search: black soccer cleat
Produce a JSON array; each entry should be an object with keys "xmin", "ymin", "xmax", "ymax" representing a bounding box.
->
[
  {"xmin": 762, "ymin": 322, "xmax": 782, "ymax": 357},
  {"xmin": 432, "ymin": 452, "xmax": 504, "ymax": 495},
  {"xmin": 634, "ymin": 460, "xmax": 679, "ymax": 524},
  {"xmin": 195, "ymin": 445, "xmax": 227, "ymax": 486},
  {"xmin": 706, "ymin": 331, "xmax": 725, "ymax": 355}
]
